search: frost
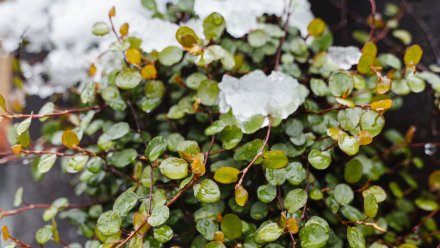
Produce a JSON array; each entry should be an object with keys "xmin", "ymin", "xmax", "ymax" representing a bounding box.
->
[
  {"xmin": 194, "ymin": 0, "xmax": 285, "ymax": 38},
  {"xmin": 218, "ymin": 70, "xmax": 309, "ymax": 132},
  {"xmin": 287, "ymin": 0, "xmax": 315, "ymax": 37},
  {"xmin": 327, "ymin": 46, "xmax": 362, "ymax": 70}
]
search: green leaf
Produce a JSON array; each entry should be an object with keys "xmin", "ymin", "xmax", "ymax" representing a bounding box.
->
[
  {"xmin": 186, "ymin": 72, "xmax": 207, "ymax": 89},
  {"xmin": 286, "ymin": 162, "xmax": 306, "ymax": 185},
  {"xmin": 159, "ymin": 46, "xmax": 183, "ymax": 66},
  {"xmin": 35, "ymin": 225, "xmax": 53, "ymax": 244},
  {"xmin": 106, "ymin": 122, "xmax": 130, "ymax": 140},
  {"xmin": 248, "ymin": 29, "xmax": 268, "ymax": 47},
  {"xmin": 108, "ymin": 149, "xmax": 137, "ymax": 168},
  {"xmin": 113, "ymin": 191, "xmax": 138, "ymax": 217},
  {"xmin": 233, "ymin": 139, "xmax": 265, "ymax": 162},
  {"xmin": 177, "ymin": 140, "xmax": 200, "ymax": 159},
  {"xmin": 66, "ymin": 154, "xmax": 89, "ymax": 173},
  {"xmin": 347, "ymin": 226, "xmax": 366, "ymax": 248},
  {"xmin": 197, "ymin": 80, "xmax": 219, "ymax": 106},
  {"xmin": 337, "ymin": 108, "xmax": 361, "ymax": 131},
  {"xmin": 97, "ymin": 210, "xmax": 122, "ymax": 236},
  {"xmin": 81, "ymin": 81, "xmax": 96, "ymax": 104},
  {"xmin": 362, "ymin": 185, "xmax": 387, "ymax": 203},
  {"xmin": 308, "ymin": 149, "xmax": 331, "ymax": 170},
  {"xmin": 334, "ymin": 184, "xmax": 354, "ymax": 205},
  {"xmin": 205, "ymin": 120, "xmax": 226, "ymax": 136},
  {"xmin": 115, "ymin": 68, "xmax": 142, "ymax": 89},
  {"xmin": 360, "ymin": 110, "xmax": 385, "ymax": 137},
  {"xmin": 92, "ymin": 22, "xmax": 110, "ymax": 36},
  {"xmin": 257, "ymin": 184, "xmax": 277, "ymax": 203},
  {"xmin": 38, "ymin": 154, "xmax": 57, "ymax": 173},
  {"xmin": 310, "ymin": 78, "xmax": 329, "ymax": 96},
  {"xmin": 13, "ymin": 186, "xmax": 23, "ymax": 207},
  {"xmin": 159, "ymin": 157, "xmax": 189, "ymax": 179},
  {"xmin": 16, "ymin": 116, "xmax": 32, "ymax": 136},
  {"xmin": 196, "ymin": 218, "xmax": 218, "ymax": 240},
  {"xmin": 284, "ymin": 189, "xmax": 308, "ymax": 214},
  {"xmin": 338, "ymin": 133, "xmax": 360, "ymax": 156},
  {"xmin": 357, "ymin": 54, "xmax": 374, "ymax": 74},
  {"xmin": 364, "ymin": 193, "xmax": 378, "ymax": 218},
  {"xmin": 262, "ymin": 150, "xmax": 288, "ymax": 169},
  {"xmin": 344, "ymin": 158, "xmax": 363, "ymax": 183},
  {"xmin": 0, "ymin": 94, "xmax": 7, "ymax": 112},
  {"xmin": 219, "ymin": 125, "xmax": 243, "ymax": 150},
  {"xmin": 404, "ymin": 44, "xmax": 423, "ymax": 66},
  {"xmin": 145, "ymin": 136, "xmax": 167, "ymax": 161},
  {"xmin": 415, "ymin": 198, "xmax": 439, "ymax": 211},
  {"xmin": 220, "ymin": 214, "xmax": 242, "ymax": 240},
  {"xmin": 38, "ymin": 102, "xmax": 54, "ymax": 122},
  {"xmin": 176, "ymin": 26, "xmax": 198, "ymax": 48},
  {"xmin": 265, "ymin": 168, "xmax": 286, "ymax": 186},
  {"xmin": 153, "ymin": 225, "xmax": 173, "ymax": 243},
  {"xmin": 194, "ymin": 179, "xmax": 221, "ymax": 203},
  {"xmin": 203, "ymin": 12, "xmax": 226, "ymax": 40},
  {"xmin": 213, "ymin": 166, "xmax": 240, "ymax": 184},
  {"xmin": 329, "ymin": 71, "xmax": 354, "ymax": 97},
  {"xmin": 255, "ymin": 222, "xmax": 283, "ymax": 243},
  {"xmin": 148, "ymin": 204, "xmax": 170, "ymax": 227},
  {"xmin": 299, "ymin": 223, "xmax": 329, "ymax": 248}
]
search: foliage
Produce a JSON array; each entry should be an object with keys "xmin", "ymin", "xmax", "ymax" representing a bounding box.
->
[{"xmin": 1, "ymin": 0, "xmax": 440, "ymax": 248}]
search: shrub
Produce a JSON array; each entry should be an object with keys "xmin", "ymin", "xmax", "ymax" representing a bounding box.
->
[{"xmin": 1, "ymin": 1, "xmax": 439, "ymax": 248}]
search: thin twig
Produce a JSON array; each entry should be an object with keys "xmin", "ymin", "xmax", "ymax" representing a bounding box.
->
[
  {"xmin": 368, "ymin": 0, "xmax": 377, "ymax": 41},
  {"xmin": 1, "ymin": 105, "xmax": 104, "ymax": 120},
  {"xmin": 236, "ymin": 120, "xmax": 272, "ymax": 188},
  {"xmin": 274, "ymin": 0, "xmax": 294, "ymax": 71}
]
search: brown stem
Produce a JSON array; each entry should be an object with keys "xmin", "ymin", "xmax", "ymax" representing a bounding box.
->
[
  {"xmin": 0, "ymin": 203, "xmax": 91, "ymax": 218},
  {"xmin": 236, "ymin": 121, "xmax": 272, "ymax": 188},
  {"xmin": 368, "ymin": 0, "xmax": 377, "ymax": 41},
  {"xmin": 2, "ymin": 105, "xmax": 104, "ymax": 120},
  {"xmin": 274, "ymin": 0, "xmax": 293, "ymax": 71}
]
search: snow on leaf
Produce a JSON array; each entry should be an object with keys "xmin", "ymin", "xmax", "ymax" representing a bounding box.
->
[
  {"xmin": 287, "ymin": 0, "xmax": 315, "ymax": 37},
  {"xmin": 194, "ymin": 0, "xmax": 285, "ymax": 38},
  {"xmin": 218, "ymin": 70, "xmax": 309, "ymax": 133},
  {"xmin": 327, "ymin": 46, "xmax": 362, "ymax": 70}
]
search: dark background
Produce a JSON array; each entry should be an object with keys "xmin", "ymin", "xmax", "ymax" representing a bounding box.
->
[{"xmin": 1, "ymin": 0, "xmax": 439, "ymax": 246}]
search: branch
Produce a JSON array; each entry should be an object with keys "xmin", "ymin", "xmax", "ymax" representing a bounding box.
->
[
  {"xmin": 274, "ymin": 0, "xmax": 293, "ymax": 71},
  {"xmin": 1, "ymin": 105, "xmax": 104, "ymax": 120},
  {"xmin": 0, "ymin": 203, "xmax": 92, "ymax": 218},
  {"xmin": 236, "ymin": 121, "xmax": 272, "ymax": 188},
  {"xmin": 368, "ymin": 0, "xmax": 377, "ymax": 41}
]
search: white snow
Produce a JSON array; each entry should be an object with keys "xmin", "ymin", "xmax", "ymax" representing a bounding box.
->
[
  {"xmin": 327, "ymin": 46, "xmax": 362, "ymax": 70},
  {"xmin": 218, "ymin": 70, "xmax": 309, "ymax": 132}
]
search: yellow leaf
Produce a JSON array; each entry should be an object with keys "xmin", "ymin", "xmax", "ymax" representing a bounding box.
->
[
  {"xmin": 357, "ymin": 54, "xmax": 374, "ymax": 74},
  {"xmin": 307, "ymin": 18, "xmax": 326, "ymax": 37},
  {"xmin": 133, "ymin": 212, "xmax": 149, "ymax": 235},
  {"xmin": 214, "ymin": 231, "xmax": 225, "ymax": 243},
  {"xmin": 362, "ymin": 41, "xmax": 377, "ymax": 58},
  {"xmin": 286, "ymin": 218, "xmax": 299, "ymax": 234},
  {"xmin": 141, "ymin": 64, "xmax": 157, "ymax": 79},
  {"xmin": 429, "ymin": 170, "xmax": 440, "ymax": 191},
  {"xmin": 0, "ymin": 94, "xmax": 7, "ymax": 113},
  {"xmin": 327, "ymin": 127, "xmax": 339, "ymax": 140},
  {"xmin": 1, "ymin": 225, "xmax": 9, "ymax": 241},
  {"xmin": 62, "ymin": 130, "xmax": 79, "ymax": 149},
  {"xmin": 10, "ymin": 144, "xmax": 22, "ymax": 155},
  {"xmin": 404, "ymin": 125, "xmax": 417, "ymax": 144},
  {"xmin": 126, "ymin": 48, "xmax": 141, "ymax": 65},
  {"xmin": 336, "ymin": 98, "xmax": 355, "ymax": 107},
  {"xmin": 119, "ymin": 22, "xmax": 129, "ymax": 37},
  {"xmin": 376, "ymin": 77, "xmax": 391, "ymax": 94},
  {"xmin": 370, "ymin": 99, "xmax": 393, "ymax": 111},
  {"xmin": 88, "ymin": 64, "xmax": 97, "ymax": 77},
  {"xmin": 235, "ymin": 185, "xmax": 248, "ymax": 207},
  {"xmin": 357, "ymin": 131, "xmax": 373, "ymax": 145},
  {"xmin": 191, "ymin": 154, "xmax": 206, "ymax": 176},
  {"xmin": 109, "ymin": 6, "xmax": 116, "ymax": 17},
  {"xmin": 214, "ymin": 166, "xmax": 240, "ymax": 184},
  {"xmin": 404, "ymin": 44, "xmax": 423, "ymax": 66}
]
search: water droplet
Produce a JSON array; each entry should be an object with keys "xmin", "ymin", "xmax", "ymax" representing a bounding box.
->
[{"xmin": 424, "ymin": 143, "xmax": 436, "ymax": 156}]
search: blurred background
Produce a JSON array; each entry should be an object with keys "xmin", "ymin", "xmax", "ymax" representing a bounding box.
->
[{"xmin": 0, "ymin": 0, "xmax": 439, "ymax": 246}]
